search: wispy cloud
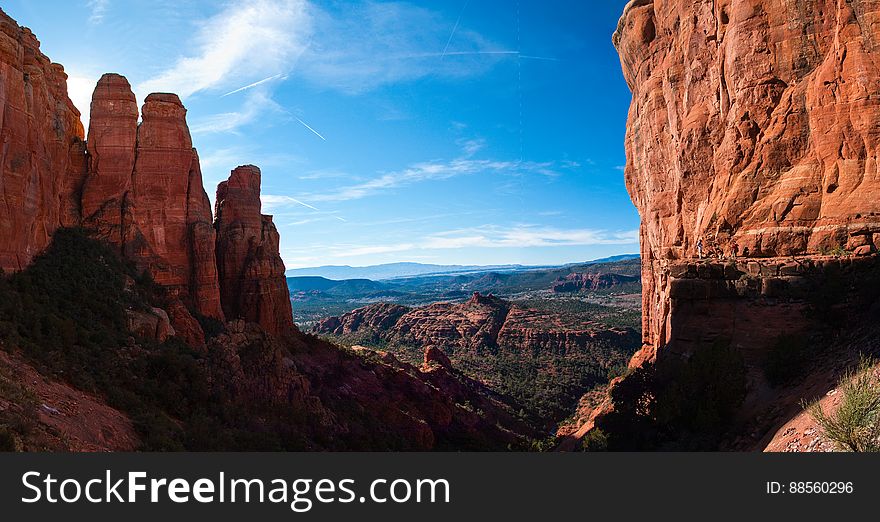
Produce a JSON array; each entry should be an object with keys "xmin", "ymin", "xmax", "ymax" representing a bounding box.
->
[
  {"xmin": 87, "ymin": 0, "xmax": 110, "ymax": 25},
  {"xmin": 300, "ymin": 157, "xmax": 568, "ymax": 203},
  {"xmin": 137, "ymin": 0, "xmax": 312, "ymax": 99},
  {"xmin": 297, "ymin": 169, "xmax": 352, "ymax": 181},
  {"xmin": 190, "ymin": 90, "xmax": 281, "ymax": 134},
  {"xmin": 286, "ymin": 225, "xmax": 639, "ymax": 262},
  {"xmin": 458, "ymin": 138, "xmax": 486, "ymax": 157},
  {"xmin": 295, "ymin": 1, "xmax": 506, "ymax": 94},
  {"xmin": 421, "ymin": 225, "xmax": 639, "ymax": 249}
]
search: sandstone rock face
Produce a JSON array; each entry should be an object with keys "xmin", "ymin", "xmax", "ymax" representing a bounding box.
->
[
  {"xmin": 615, "ymin": 0, "xmax": 880, "ymax": 360},
  {"xmin": 81, "ymin": 77, "xmax": 224, "ymax": 323},
  {"xmin": 81, "ymin": 73, "xmax": 137, "ymax": 244},
  {"xmin": 125, "ymin": 307, "xmax": 175, "ymax": 343},
  {"xmin": 215, "ymin": 166, "xmax": 293, "ymax": 337},
  {"xmin": 0, "ymin": 8, "xmax": 87, "ymax": 271},
  {"xmin": 314, "ymin": 293, "xmax": 639, "ymax": 424}
]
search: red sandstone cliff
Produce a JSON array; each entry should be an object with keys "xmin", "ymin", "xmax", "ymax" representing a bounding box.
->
[
  {"xmin": 0, "ymin": 9, "xmax": 87, "ymax": 272},
  {"xmin": 615, "ymin": 0, "xmax": 880, "ymax": 363},
  {"xmin": 571, "ymin": 0, "xmax": 880, "ymax": 449},
  {"xmin": 215, "ymin": 165, "xmax": 294, "ymax": 337},
  {"xmin": 0, "ymin": 4, "xmax": 288, "ymax": 340},
  {"xmin": 82, "ymin": 77, "xmax": 224, "ymax": 326}
]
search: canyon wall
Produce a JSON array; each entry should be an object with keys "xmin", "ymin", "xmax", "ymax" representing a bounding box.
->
[
  {"xmin": 0, "ymin": 9, "xmax": 87, "ymax": 272},
  {"xmin": 591, "ymin": 0, "xmax": 880, "ymax": 448},
  {"xmin": 615, "ymin": 0, "xmax": 880, "ymax": 361}
]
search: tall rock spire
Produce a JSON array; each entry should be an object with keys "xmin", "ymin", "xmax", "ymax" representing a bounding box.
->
[
  {"xmin": 81, "ymin": 73, "xmax": 138, "ymax": 245},
  {"xmin": 81, "ymin": 79, "xmax": 224, "ymax": 322},
  {"xmin": 215, "ymin": 165, "xmax": 293, "ymax": 336}
]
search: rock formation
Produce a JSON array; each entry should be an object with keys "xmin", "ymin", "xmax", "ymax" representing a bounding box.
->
[
  {"xmin": 0, "ymin": 7, "xmax": 541, "ymax": 451},
  {"xmin": 615, "ymin": 0, "xmax": 880, "ymax": 362},
  {"xmin": 80, "ymin": 73, "xmax": 137, "ymax": 245},
  {"xmin": 576, "ymin": 0, "xmax": 880, "ymax": 449},
  {"xmin": 82, "ymin": 78, "xmax": 224, "ymax": 325},
  {"xmin": 215, "ymin": 165, "xmax": 294, "ymax": 337},
  {"xmin": 0, "ymin": 9, "xmax": 87, "ymax": 272},
  {"xmin": 314, "ymin": 292, "xmax": 637, "ymax": 358}
]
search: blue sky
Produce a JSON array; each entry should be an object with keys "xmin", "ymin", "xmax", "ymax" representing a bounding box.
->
[{"xmin": 5, "ymin": 0, "xmax": 637, "ymax": 268}]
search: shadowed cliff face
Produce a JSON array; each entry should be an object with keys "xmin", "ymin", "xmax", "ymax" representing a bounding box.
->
[
  {"xmin": 0, "ymin": 9, "xmax": 87, "ymax": 271},
  {"xmin": 615, "ymin": 0, "xmax": 880, "ymax": 360}
]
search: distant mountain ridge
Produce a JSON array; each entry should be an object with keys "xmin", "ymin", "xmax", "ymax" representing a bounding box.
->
[{"xmin": 285, "ymin": 255, "xmax": 640, "ymax": 281}]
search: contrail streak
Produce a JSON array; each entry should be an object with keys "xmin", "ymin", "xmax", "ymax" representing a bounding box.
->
[
  {"xmin": 441, "ymin": 50, "xmax": 519, "ymax": 57},
  {"xmin": 334, "ymin": 216, "xmax": 347, "ymax": 222},
  {"xmin": 221, "ymin": 73, "xmax": 284, "ymax": 97},
  {"xmin": 518, "ymin": 54, "xmax": 560, "ymax": 62},
  {"xmin": 294, "ymin": 116, "xmax": 326, "ymax": 141},
  {"xmin": 287, "ymin": 197, "xmax": 320, "ymax": 211},
  {"xmin": 442, "ymin": 0, "xmax": 471, "ymax": 57}
]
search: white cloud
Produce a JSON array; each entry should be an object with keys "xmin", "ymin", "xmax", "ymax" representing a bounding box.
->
[
  {"xmin": 301, "ymin": 158, "xmax": 560, "ymax": 202},
  {"xmin": 66, "ymin": 74, "xmax": 100, "ymax": 131},
  {"xmin": 137, "ymin": 0, "xmax": 312, "ymax": 99},
  {"xmin": 301, "ymin": 225, "xmax": 639, "ymax": 260},
  {"xmin": 295, "ymin": 1, "xmax": 508, "ymax": 93},
  {"xmin": 190, "ymin": 90, "xmax": 281, "ymax": 134},
  {"xmin": 131, "ymin": 0, "xmax": 508, "ymax": 134},
  {"xmin": 458, "ymin": 138, "xmax": 486, "ymax": 157},
  {"xmin": 422, "ymin": 225, "xmax": 639, "ymax": 249},
  {"xmin": 87, "ymin": 0, "xmax": 110, "ymax": 25}
]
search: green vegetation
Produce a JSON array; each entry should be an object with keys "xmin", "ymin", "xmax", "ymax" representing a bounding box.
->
[
  {"xmin": 581, "ymin": 429, "xmax": 608, "ymax": 452},
  {"xmin": 819, "ymin": 245, "xmax": 850, "ymax": 257},
  {"xmin": 513, "ymin": 298, "xmax": 641, "ymax": 330},
  {"xmin": 330, "ymin": 329, "xmax": 634, "ymax": 427},
  {"xmin": 0, "ymin": 228, "xmax": 307, "ymax": 451},
  {"xmin": 808, "ymin": 358, "xmax": 880, "ymax": 452}
]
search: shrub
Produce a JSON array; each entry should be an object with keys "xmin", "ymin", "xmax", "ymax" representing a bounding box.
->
[
  {"xmin": 0, "ymin": 428, "xmax": 17, "ymax": 452},
  {"xmin": 582, "ymin": 429, "xmax": 608, "ymax": 452},
  {"xmin": 807, "ymin": 358, "xmax": 880, "ymax": 452}
]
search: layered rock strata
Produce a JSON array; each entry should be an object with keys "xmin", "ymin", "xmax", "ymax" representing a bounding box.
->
[
  {"xmin": 0, "ymin": 9, "xmax": 87, "ymax": 271},
  {"xmin": 581, "ymin": 0, "xmax": 880, "ymax": 448}
]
